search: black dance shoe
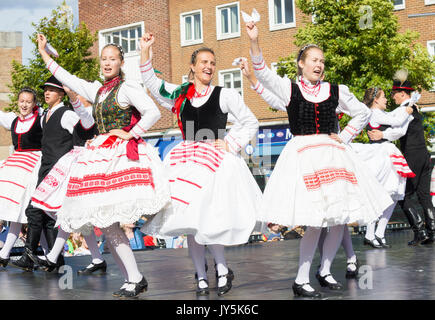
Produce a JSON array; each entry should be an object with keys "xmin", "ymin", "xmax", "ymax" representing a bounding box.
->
[
  {"xmin": 0, "ymin": 256, "xmax": 9, "ymax": 268},
  {"xmin": 345, "ymin": 259, "xmax": 359, "ymax": 279},
  {"xmin": 375, "ymin": 236, "xmax": 391, "ymax": 248},
  {"xmin": 196, "ymin": 279, "xmax": 210, "ymax": 296},
  {"xmin": 316, "ymin": 273, "xmax": 343, "ymax": 290},
  {"xmin": 215, "ymin": 267, "xmax": 234, "ymax": 281},
  {"xmin": 112, "ymin": 282, "xmax": 128, "ymax": 297},
  {"xmin": 363, "ymin": 238, "xmax": 382, "ymax": 248},
  {"xmin": 119, "ymin": 276, "xmax": 148, "ymax": 298},
  {"xmin": 10, "ymin": 249, "xmax": 34, "ymax": 272},
  {"xmin": 292, "ymin": 282, "xmax": 322, "ymax": 298},
  {"xmin": 216, "ymin": 272, "xmax": 233, "ymax": 296},
  {"xmin": 78, "ymin": 260, "xmax": 107, "ymax": 275},
  {"xmin": 33, "ymin": 255, "xmax": 57, "ymax": 272}
]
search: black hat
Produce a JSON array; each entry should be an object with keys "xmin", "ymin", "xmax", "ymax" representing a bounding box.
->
[
  {"xmin": 392, "ymin": 69, "xmax": 414, "ymax": 91},
  {"xmin": 40, "ymin": 75, "xmax": 65, "ymax": 92}
]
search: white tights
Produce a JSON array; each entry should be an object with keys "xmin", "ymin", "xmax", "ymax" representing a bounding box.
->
[
  {"xmin": 295, "ymin": 225, "xmax": 344, "ymax": 290},
  {"xmin": 0, "ymin": 222, "xmax": 49, "ymax": 260},
  {"xmin": 187, "ymin": 235, "xmax": 229, "ymax": 288},
  {"xmin": 365, "ymin": 201, "xmax": 396, "ymax": 244}
]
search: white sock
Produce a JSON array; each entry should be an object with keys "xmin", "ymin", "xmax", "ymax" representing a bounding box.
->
[
  {"xmin": 106, "ymin": 241, "xmax": 128, "ymax": 283},
  {"xmin": 39, "ymin": 231, "xmax": 49, "ymax": 255},
  {"xmin": 0, "ymin": 222, "xmax": 21, "ymax": 259},
  {"xmin": 319, "ymin": 225, "xmax": 344, "ymax": 283},
  {"xmin": 46, "ymin": 228, "xmax": 69, "ymax": 263},
  {"xmin": 208, "ymin": 244, "xmax": 228, "ymax": 287},
  {"xmin": 83, "ymin": 233, "xmax": 104, "ymax": 264},
  {"xmin": 375, "ymin": 201, "xmax": 396, "ymax": 240},
  {"xmin": 187, "ymin": 235, "xmax": 207, "ymax": 280},
  {"xmin": 342, "ymin": 226, "xmax": 357, "ymax": 269},
  {"xmin": 103, "ymin": 224, "xmax": 142, "ymax": 283},
  {"xmin": 295, "ymin": 226, "xmax": 322, "ymax": 285},
  {"xmin": 365, "ymin": 221, "xmax": 376, "ymax": 241}
]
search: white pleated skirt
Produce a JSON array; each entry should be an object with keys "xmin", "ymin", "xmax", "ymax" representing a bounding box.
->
[
  {"xmin": 31, "ymin": 134, "xmax": 171, "ymax": 234},
  {"xmin": 0, "ymin": 150, "xmax": 41, "ymax": 223},
  {"xmin": 141, "ymin": 141, "xmax": 263, "ymax": 246},
  {"xmin": 258, "ymin": 134, "xmax": 394, "ymax": 228}
]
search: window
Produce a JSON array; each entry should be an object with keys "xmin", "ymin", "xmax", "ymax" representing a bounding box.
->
[
  {"xmin": 100, "ymin": 23, "xmax": 143, "ymax": 55},
  {"xmin": 180, "ymin": 10, "xmax": 203, "ymax": 46},
  {"xmin": 216, "ymin": 2, "xmax": 240, "ymax": 40},
  {"xmin": 98, "ymin": 22, "xmax": 144, "ymax": 82},
  {"xmin": 393, "ymin": 0, "xmax": 405, "ymax": 10},
  {"xmin": 427, "ymin": 41, "xmax": 435, "ymax": 91},
  {"xmin": 269, "ymin": 0, "xmax": 296, "ymax": 31},
  {"xmin": 219, "ymin": 69, "xmax": 243, "ymax": 96},
  {"xmin": 425, "ymin": 0, "xmax": 435, "ymax": 5}
]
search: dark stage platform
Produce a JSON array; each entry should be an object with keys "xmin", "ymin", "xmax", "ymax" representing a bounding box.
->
[{"xmin": 0, "ymin": 229, "xmax": 434, "ymax": 300}]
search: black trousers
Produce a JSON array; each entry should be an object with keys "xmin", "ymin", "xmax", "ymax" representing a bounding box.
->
[
  {"xmin": 399, "ymin": 150, "xmax": 434, "ymax": 212},
  {"xmin": 24, "ymin": 161, "xmax": 58, "ymax": 254}
]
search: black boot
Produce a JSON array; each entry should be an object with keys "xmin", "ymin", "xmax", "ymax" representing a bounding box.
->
[
  {"xmin": 403, "ymin": 208, "xmax": 429, "ymax": 246},
  {"xmin": 10, "ymin": 248, "xmax": 35, "ymax": 272},
  {"xmin": 421, "ymin": 208, "xmax": 435, "ymax": 245}
]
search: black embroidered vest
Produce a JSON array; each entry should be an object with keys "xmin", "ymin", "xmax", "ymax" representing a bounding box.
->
[
  {"xmin": 181, "ymin": 86, "xmax": 228, "ymax": 141},
  {"xmin": 41, "ymin": 106, "xmax": 74, "ymax": 165},
  {"xmin": 366, "ymin": 122, "xmax": 390, "ymax": 144},
  {"xmin": 287, "ymin": 83, "xmax": 339, "ymax": 135},
  {"xmin": 93, "ymin": 80, "xmax": 133, "ymax": 134},
  {"xmin": 11, "ymin": 113, "xmax": 42, "ymax": 151}
]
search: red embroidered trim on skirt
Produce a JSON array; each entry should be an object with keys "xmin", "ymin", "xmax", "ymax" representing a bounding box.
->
[
  {"xmin": 66, "ymin": 167, "xmax": 155, "ymax": 197},
  {"xmin": 303, "ymin": 168, "xmax": 358, "ymax": 191},
  {"xmin": 297, "ymin": 143, "xmax": 345, "ymax": 153}
]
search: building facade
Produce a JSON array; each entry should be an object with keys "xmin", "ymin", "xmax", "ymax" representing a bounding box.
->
[
  {"xmin": 0, "ymin": 31, "xmax": 22, "ymax": 159},
  {"xmin": 78, "ymin": 0, "xmax": 175, "ymax": 133}
]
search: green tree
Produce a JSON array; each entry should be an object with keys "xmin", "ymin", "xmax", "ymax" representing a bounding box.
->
[
  {"xmin": 7, "ymin": 1, "xmax": 100, "ymax": 111},
  {"xmin": 276, "ymin": 0, "xmax": 435, "ymax": 144}
]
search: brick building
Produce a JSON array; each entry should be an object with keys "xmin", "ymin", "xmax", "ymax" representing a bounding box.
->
[
  {"xmin": 0, "ymin": 31, "xmax": 22, "ymax": 159},
  {"xmin": 78, "ymin": 0, "xmax": 174, "ymax": 133}
]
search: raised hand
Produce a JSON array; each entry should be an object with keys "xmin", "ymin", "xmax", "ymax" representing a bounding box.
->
[
  {"xmin": 245, "ymin": 22, "xmax": 259, "ymax": 42},
  {"xmin": 139, "ymin": 33, "xmax": 155, "ymax": 64},
  {"xmin": 37, "ymin": 34, "xmax": 48, "ymax": 52},
  {"xmin": 239, "ymin": 58, "xmax": 257, "ymax": 86}
]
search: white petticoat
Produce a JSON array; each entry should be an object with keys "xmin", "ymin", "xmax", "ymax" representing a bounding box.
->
[
  {"xmin": 0, "ymin": 151, "xmax": 41, "ymax": 223},
  {"xmin": 141, "ymin": 141, "xmax": 263, "ymax": 246},
  {"xmin": 350, "ymin": 142, "xmax": 415, "ymax": 201},
  {"xmin": 31, "ymin": 134, "xmax": 171, "ymax": 234},
  {"xmin": 258, "ymin": 134, "xmax": 394, "ymax": 228}
]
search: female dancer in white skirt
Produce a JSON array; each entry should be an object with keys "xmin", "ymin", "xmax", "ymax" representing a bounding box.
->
[
  {"xmin": 351, "ymin": 87, "xmax": 415, "ymax": 248},
  {"xmin": 245, "ymin": 21, "xmax": 393, "ymax": 298},
  {"xmin": 138, "ymin": 33, "xmax": 261, "ymax": 296},
  {"xmin": 31, "ymin": 34, "xmax": 170, "ymax": 298},
  {"xmin": 0, "ymin": 88, "xmax": 49, "ymax": 268}
]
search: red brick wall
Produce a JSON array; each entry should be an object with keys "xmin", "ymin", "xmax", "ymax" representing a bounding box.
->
[
  {"xmin": 393, "ymin": 0, "xmax": 435, "ymax": 108},
  {"xmin": 169, "ymin": 0, "xmax": 307, "ymax": 123},
  {"xmin": 78, "ymin": 0, "xmax": 174, "ymax": 132}
]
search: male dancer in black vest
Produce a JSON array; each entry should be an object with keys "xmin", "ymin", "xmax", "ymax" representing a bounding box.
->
[
  {"xmin": 368, "ymin": 71, "xmax": 434, "ymax": 246},
  {"xmin": 11, "ymin": 76, "xmax": 94, "ymax": 271}
]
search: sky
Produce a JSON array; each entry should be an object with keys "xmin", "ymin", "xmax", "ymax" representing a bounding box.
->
[{"xmin": 0, "ymin": 0, "xmax": 79, "ymax": 65}]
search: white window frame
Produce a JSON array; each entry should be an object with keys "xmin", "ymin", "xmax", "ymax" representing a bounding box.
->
[
  {"xmin": 180, "ymin": 9, "xmax": 203, "ymax": 47},
  {"xmin": 218, "ymin": 68, "xmax": 243, "ymax": 97},
  {"xmin": 393, "ymin": 0, "xmax": 405, "ymax": 10},
  {"xmin": 216, "ymin": 2, "xmax": 241, "ymax": 41},
  {"xmin": 98, "ymin": 21, "xmax": 144, "ymax": 58},
  {"xmin": 268, "ymin": 0, "xmax": 296, "ymax": 31},
  {"xmin": 427, "ymin": 40, "xmax": 435, "ymax": 91},
  {"xmin": 424, "ymin": 0, "xmax": 435, "ymax": 5}
]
